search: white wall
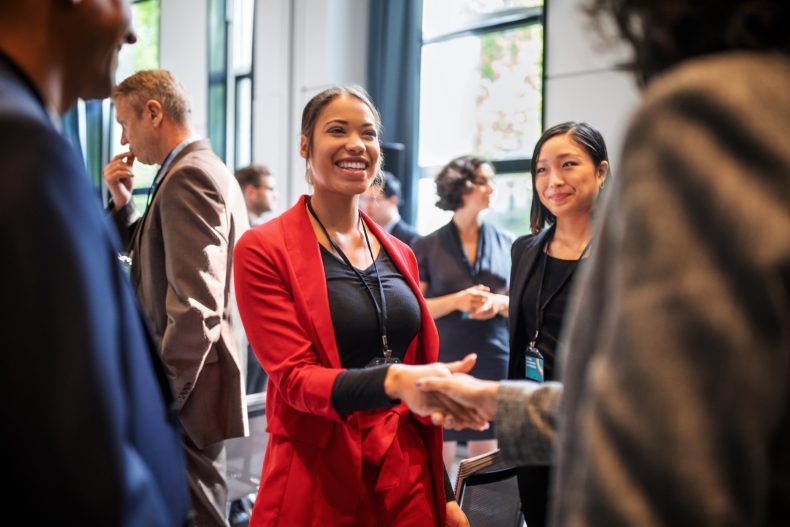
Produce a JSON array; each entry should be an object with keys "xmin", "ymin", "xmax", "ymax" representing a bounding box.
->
[
  {"xmin": 288, "ymin": 0, "xmax": 369, "ymax": 205},
  {"xmin": 544, "ymin": 0, "xmax": 640, "ymax": 170},
  {"xmin": 253, "ymin": 0, "xmax": 293, "ymax": 207},
  {"xmin": 160, "ymin": 0, "xmax": 209, "ymax": 138},
  {"xmin": 252, "ymin": 0, "xmax": 369, "ymax": 212}
]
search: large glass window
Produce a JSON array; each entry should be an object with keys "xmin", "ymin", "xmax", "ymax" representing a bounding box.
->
[
  {"xmin": 110, "ymin": 0, "xmax": 160, "ymax": 212},
  {"xmin": 417, "ymin": 1, "xmax": 543, "ymax": 237},
  {"xmin": 62, "ymin": 0, "xmax": 160, "ymax": 199},
  {"xmin": 231, "ymin": 0, "xmax": 255, "ymax": 169},
  {"xmin": 208, "ymin": 0, "xmax": 228, "ymax": 161},
  {"xmin": 422, "ymin": 0, "xmax": 543, "ymax": 40},
  {"xmin": 208, "ymin": 0, "xmax": 255, "ymax": 170}
]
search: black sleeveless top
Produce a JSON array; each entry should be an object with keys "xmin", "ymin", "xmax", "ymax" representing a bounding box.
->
[{"xmin": 322, "ymin": 245, "xmax": 421, "ymax": 414}]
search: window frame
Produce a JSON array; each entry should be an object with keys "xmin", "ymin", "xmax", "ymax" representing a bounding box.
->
[
  {"xmin": 207, "ymin": 0, "xmax": 256, "ymax": 170},
  {"xmin": 415, "ymin": 2, "xmax": 546, "ymax": 235},
  {"xmin": 207, "ymin": 0, "xmax": 230, "ymax": 162},
  {"xmin": 419, "ymin": 4, "xmax": 544, "ymax": 175},
  {"xmin": 231, "ymin": 0, "xmax": 256, "ymax": 170}
]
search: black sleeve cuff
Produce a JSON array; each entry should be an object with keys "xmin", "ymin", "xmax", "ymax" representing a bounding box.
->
[
  {"xmin": 113, "ymin": 199, "xmax": 141, "ymax": 226},
  {"xmin": 331, "ymin": 365, "xmax": 399, "ymax": 415},
  {"xmin": 109, "ymin": 200, "xmax": 141, "ymax": 249},
  {"xmin": 444, "ymin": 467, "xmax": 456, "ymax": 502}
]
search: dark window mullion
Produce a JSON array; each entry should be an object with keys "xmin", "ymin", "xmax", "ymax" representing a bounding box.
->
[{"xmin": 422, "ymin": 7, "xmax": 542, "ymax": 45}]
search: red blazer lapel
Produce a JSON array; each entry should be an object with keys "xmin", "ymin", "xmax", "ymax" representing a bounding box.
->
[{"xmin": 280, "ymin": 195, "xmax": 342, "ymax": 369}]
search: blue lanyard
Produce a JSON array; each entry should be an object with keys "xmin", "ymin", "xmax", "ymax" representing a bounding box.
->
[{"xmin": 146, "ymin": 136, "xmax": 200, "ymax": 208}]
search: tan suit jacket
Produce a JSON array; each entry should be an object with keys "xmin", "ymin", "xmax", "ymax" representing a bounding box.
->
[{"xmin": 114, "ymin": 139, "xmax": 249, "ymax": 449}]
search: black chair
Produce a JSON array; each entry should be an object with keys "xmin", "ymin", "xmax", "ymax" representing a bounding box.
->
[
  {"xmin": 226, "ymin": 392, "xmax": 268, "ymax": 527},
  {"xmin": 456, "ymin": 450, "xmax": 524, "ymax": 527}
]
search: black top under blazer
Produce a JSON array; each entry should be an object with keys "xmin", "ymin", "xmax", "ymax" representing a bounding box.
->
[{"xmin": 507, "ymin": 224, "xmax": 555, "ymax": 380}]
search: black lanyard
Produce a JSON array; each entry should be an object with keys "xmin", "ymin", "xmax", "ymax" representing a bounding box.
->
[
  {"xmin": 307, "ymin": 198, "xmax": 394, "ymax": 363},
  {"xmin": 529, "ymin": 240, "xmax": 591, "ymax": 350},
  {"xmin": 449, "ymin": 221, "xmax": 485, "ymax": 283}
]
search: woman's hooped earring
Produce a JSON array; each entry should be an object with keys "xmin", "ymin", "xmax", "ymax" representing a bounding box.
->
[{"xmin": 599, "ymin": 182, "xmax": 605, "ymax": 190}]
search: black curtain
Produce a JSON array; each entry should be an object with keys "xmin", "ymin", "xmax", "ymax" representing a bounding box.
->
[{"xmin": 367, "ymin": 0, "xmax": 422, "ymax": 224}]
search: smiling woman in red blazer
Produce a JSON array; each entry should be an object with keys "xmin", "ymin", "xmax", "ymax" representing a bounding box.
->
[{"xmin": 233, "ymin": 86, "xmax": 472, "ymax": 527}]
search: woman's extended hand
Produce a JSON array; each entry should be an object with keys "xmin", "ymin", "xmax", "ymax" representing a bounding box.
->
[{"xmin": 446, "ymin": 500, "xmax": 470, "ymax": 527}]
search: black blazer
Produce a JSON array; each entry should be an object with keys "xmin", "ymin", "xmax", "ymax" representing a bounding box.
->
[
  {"xmin": 390, "ymin": 219, "xmax": 421, "ymax": 247},
  {"xmin": 507, "ymin": 224, "xmax": 555, "ymax": 379}
]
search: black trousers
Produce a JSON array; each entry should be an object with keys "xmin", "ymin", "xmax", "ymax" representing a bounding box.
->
[
  {"xmin": 183, "ymin": 435, "xmax": 229, "ymax": 527},
  {"xmin": 517, "ymin": 465, "xmax": 551, "ymax": 527}
]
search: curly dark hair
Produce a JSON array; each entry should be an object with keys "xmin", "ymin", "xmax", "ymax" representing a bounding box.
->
[
  {"xmin": 586, "ymin": 0, "xmax": 790, "ymax": 83},
  {"xmin": 529, "ymin": 122, "xmax": 609, "ymax": 234},
  {"xmin": 434, "ymin": 155, "xmax": 493, "ymax": 211}
]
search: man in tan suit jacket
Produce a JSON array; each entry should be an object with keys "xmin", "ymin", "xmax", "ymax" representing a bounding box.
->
[{"xmin": 104, "ymin": 69, "xmax": 249, "ymax": 527}]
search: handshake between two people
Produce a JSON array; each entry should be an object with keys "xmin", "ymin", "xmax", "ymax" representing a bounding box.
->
[{"xmin": 384, "ymin": 354, "xmax": 499, "ymax": 431}]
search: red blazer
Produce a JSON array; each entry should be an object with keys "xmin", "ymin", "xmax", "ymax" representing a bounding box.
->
[{"xmin": 233, "ymin": 195, "xmax": 445, "ymax": 526}]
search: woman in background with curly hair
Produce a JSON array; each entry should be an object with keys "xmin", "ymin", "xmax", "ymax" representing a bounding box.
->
[{"xmin": 412, "ymin": 156, "xmax": 513, "ymax": 468}]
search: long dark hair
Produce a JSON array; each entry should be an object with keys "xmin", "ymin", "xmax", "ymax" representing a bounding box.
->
[
  {"xmin": 585, "ymin": 0, "xmax": 790, "ymax": 83},
  {"xmin": 529, "ymin": 122, "xmax": 609, "ymax": 234}
]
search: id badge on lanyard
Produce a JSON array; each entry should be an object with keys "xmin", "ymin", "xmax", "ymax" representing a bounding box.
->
[{"xmin": 524, "ymin": 343, "xmax": 545, "ymax": 383}]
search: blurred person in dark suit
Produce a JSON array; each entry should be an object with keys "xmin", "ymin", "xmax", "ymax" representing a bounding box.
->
[
  {"xmin": 234, "ymin": 164, "xmax": 279, "ymax": 394},
  {"xmin": 235, "ymin": 164, "xmax": 278, "ymax": 227},
  {"xmin": 412, "ymin": 155, "xmax": 512, "ymax": 468},
  {"xmin": 0, "ymin": 1, "xmax": 189, "ymax": 526}
]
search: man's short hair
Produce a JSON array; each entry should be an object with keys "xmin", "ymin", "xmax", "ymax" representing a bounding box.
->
[
  {"xmin": 235, "ymin": 165, "xmax": 272, "ymax": 189},
  {"xmin": 381, "ymin": 171, "xmax": 401, "ymax": 200},
  {"xmin": 112, "ymin": 69, "xmax": 191, "ymax": 125}
]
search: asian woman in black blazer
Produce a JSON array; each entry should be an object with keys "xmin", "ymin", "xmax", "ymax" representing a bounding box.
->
[{"xmin": 507, "ymin": 122, "xmax": 610, "ymax": 526}]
